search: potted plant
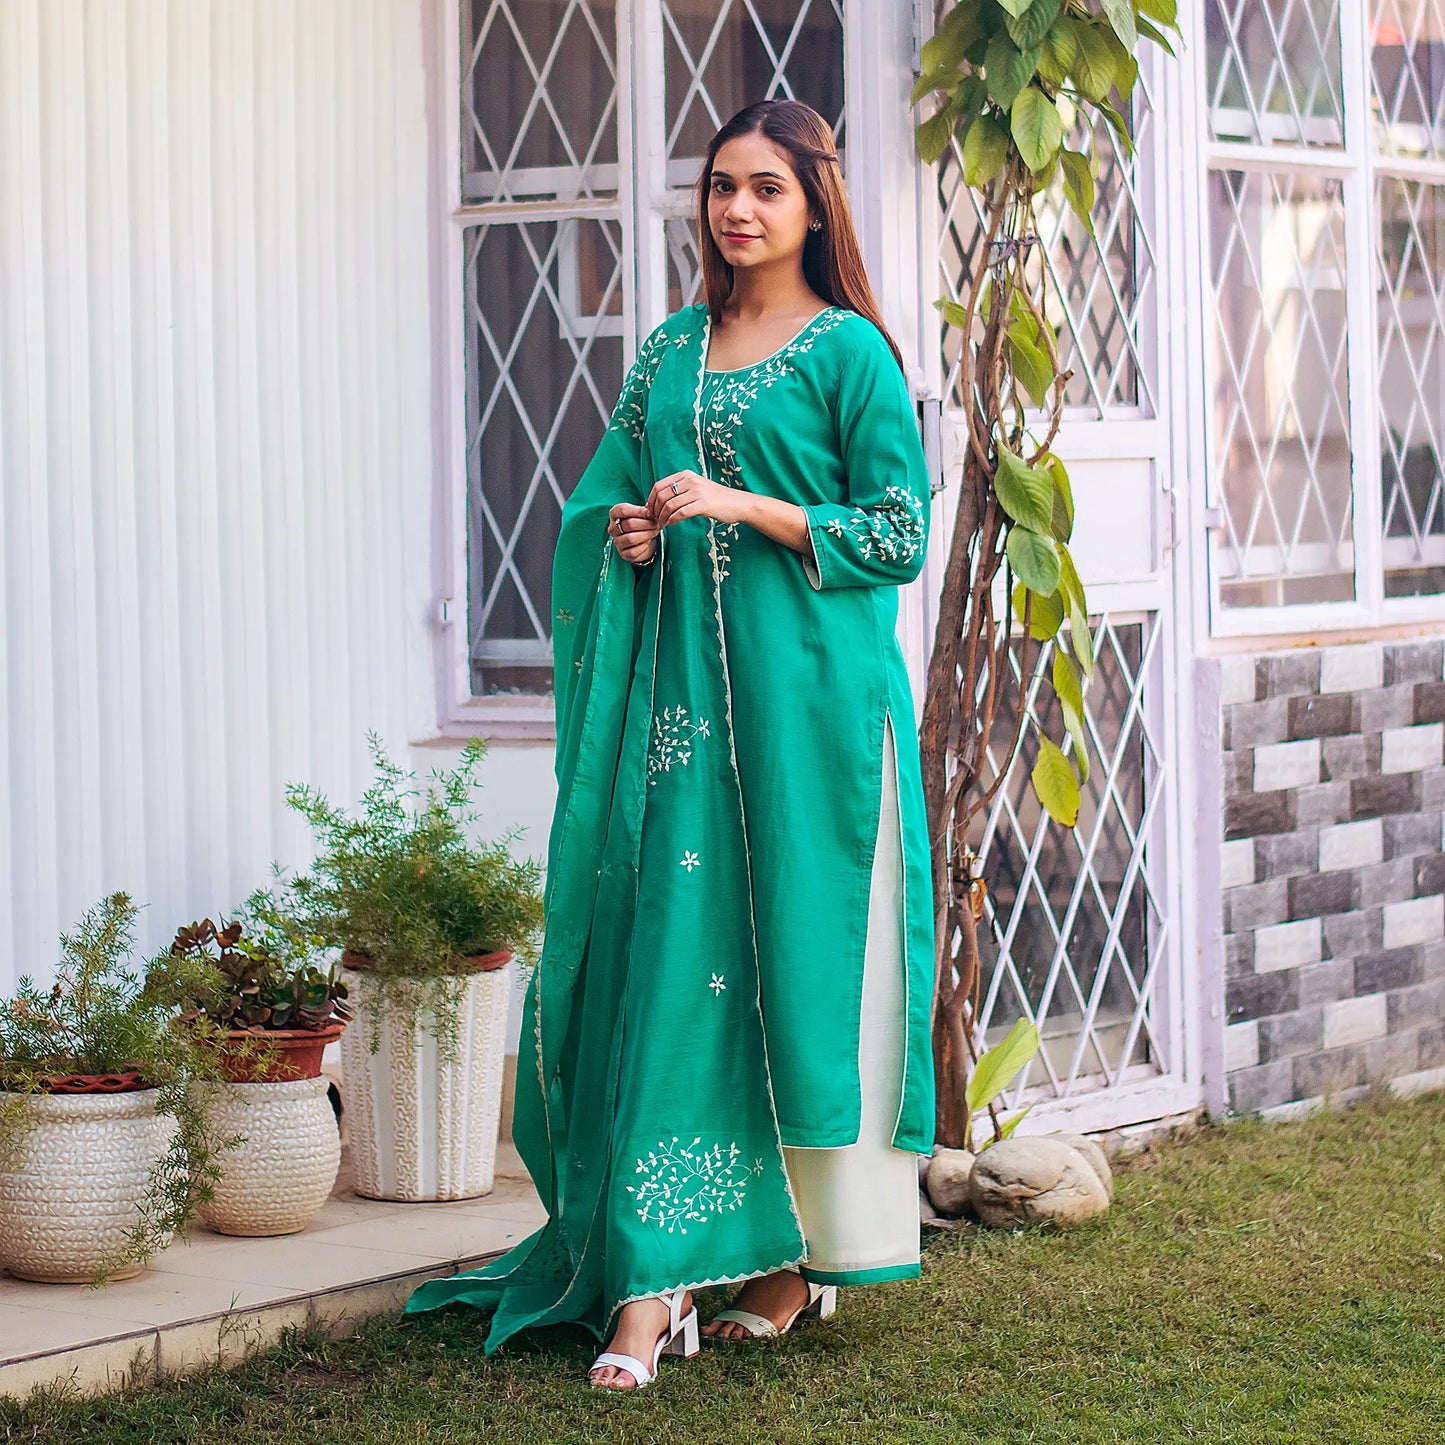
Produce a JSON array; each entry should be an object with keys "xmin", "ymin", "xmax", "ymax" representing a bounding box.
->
[
  {"xmin": 286, "ymin": 734, "xmax": 543, "ymax": 1202},
  {"xmin": 143, "ymin": 886, "xmax": 351, "ymax": 1237},
  {"xmin": 0, "ymin": 893, "xmax": 227, "ymax": 1284}
]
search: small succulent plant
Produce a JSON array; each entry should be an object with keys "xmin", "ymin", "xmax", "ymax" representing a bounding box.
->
[{"xmin": 148, "ymin": 889, "xmax": 350, "ymax": 1035}]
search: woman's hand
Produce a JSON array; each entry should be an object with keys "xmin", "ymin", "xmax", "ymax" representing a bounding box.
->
[
  {"xmin": 607, "ymin": 503, "xmax": 660, "ymax": 566},
  {"xmin": 647, "ymin": 471, "xmax": 753, "ymax": 530}
]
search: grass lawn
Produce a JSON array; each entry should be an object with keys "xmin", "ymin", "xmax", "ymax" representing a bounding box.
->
[{"xmin": 4, "ymin": 1087, "xmax": 1444, "ymax": 1445}]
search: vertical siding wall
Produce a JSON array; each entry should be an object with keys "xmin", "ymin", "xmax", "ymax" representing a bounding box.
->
[{"xmin": 0, "ymin": 0, "xmax": 478, "ymax": 985}]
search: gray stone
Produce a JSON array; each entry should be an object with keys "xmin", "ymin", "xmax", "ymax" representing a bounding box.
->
[
  {"xmin": 925, "ymin": 1147, "xmax": 976, "ymax": 1217},
  {"xmin": 1049, "ymin": 1133, "xmax": 1113, "ymax": 1202},
  {"xmin": 967, "ymin": 1138, "xmax": 1111, "ymax": 1228}
]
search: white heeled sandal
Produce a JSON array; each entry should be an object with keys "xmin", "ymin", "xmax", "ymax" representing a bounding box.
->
[
  {"xmin": 708, "ymin": 1275, "xmax": 837, "ymax": 1340},
  {"xmin": 588, "ymin": 1288, "xmax": 699, "ymax": 1390}
]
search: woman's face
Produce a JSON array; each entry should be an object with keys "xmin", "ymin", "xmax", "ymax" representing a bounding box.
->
[{"xmin": 707, "ymin": 132, "xmax": 812, "ymax": 273}]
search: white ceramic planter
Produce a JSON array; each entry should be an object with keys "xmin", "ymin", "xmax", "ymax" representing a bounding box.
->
[
  {"xmin": 194, "ymin": 1075, "xmax": 342, "ymax": 1236},
  {"xmin": 339, "ymin": 963, "xmax": 512, "ymax": 1201},
  {"xmin": 0, "ymin": 1089, "xmax": 176, "ymax": 1283}
]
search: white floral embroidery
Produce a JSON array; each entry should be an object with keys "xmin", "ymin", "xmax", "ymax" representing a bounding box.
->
[
  {"xmin": 608, "ymin": 326, "xmax": 673, "ymax": 441},
  {"xmin": 647, "ymin": 704, "xmax": 711, "ymax": 786},
  {"xmin": 822, "ymin": 484, "xmax": 926, "ymax": 567},
  {"xmin": 709, "ymin": 972, "xmax": 726, "ymax": 995},
  {"xmin": 680, "ymin": 850, "xmax": 701, "ymax": 871},
  {"xmin": 626, "ymin": 1136, "xmax": 751, "ymax": 1233},
  {"xmin": 698, "ymin": 310, "xmax": 847, "ymax": 494},
  {"xmin": 710, "ymin": 521, "xmax": 739, "ymax": 581}
]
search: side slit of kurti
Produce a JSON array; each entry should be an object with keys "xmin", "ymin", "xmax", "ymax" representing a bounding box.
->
[{"xmin": 783, "ymin": 709, "xmax": 923, "ymax": 1285}]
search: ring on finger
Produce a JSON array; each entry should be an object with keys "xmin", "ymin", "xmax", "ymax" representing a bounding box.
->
[{"xmin": 670, "ymin": 479, "xmax": 679, "ymax": 496}]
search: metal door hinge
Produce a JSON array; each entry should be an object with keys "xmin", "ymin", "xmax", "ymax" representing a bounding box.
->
[
  {"xmin": 911, "ymin": 0, "xmax": 930, "ymax": 72},
  {"xmin": 435, "ymin": 598, "xmax": 455, "ymax": 628},
  {"xmin": 1202, "ymin": 505, "xmax": 1227, "ymax": 533}
]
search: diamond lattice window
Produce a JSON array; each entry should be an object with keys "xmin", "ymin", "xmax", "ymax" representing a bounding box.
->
[
  {"xmin": 1378, "ymin": 178, "xmax": 1445, "ymax": 597},
  {"xmin": 1205, "ymin": 0, "xmax": 1345, "ymax": 147},
  {"xmin": 461, "ymin": 0, "xmax": 620, "ymax": 201},
  {"xmin": 1371, "ymin": 0, "xmax": 1445, "ymax": 159},
  {"xmin": 936, "ymin": 85, "xmax": 1159, "ymax": 416},
  {"xmin": 661, "ymin": 0, "xmax": 845, "ymax": 187},
  {"xmin": 1209, "ymin": 170, "xmax": 1354, "ymax": 608},
  {"xmin": 970, "ymin": 616, "xmax": 1169, "ymax": 1099},
  {"xmin": 465, "ymin": 220, "xmax": 625, "ymax": 693}
]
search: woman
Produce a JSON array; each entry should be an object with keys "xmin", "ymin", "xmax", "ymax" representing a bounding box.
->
[{"xmin": 404, "ymin": 98, "xmax": 937, "ymax": 1389}]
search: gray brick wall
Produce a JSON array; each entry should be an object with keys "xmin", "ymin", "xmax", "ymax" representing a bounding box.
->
[{"xmin": 1219, "ymin": 639, "xmax": 1445, "ymax": 1115}]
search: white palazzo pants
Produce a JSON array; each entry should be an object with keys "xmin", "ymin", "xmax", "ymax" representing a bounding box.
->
[{"xmin": 781, "ymin": 712, "xmax": 922, "ymax": 1283}]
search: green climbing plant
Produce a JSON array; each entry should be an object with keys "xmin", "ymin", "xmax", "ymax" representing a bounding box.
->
[{"xmin": 912, "ymin": 0, "xmax": 1179, "ymax": 1148}]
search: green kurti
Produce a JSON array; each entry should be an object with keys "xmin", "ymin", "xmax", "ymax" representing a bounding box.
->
[{"xmin": 404, "ymin": 301, "xmax": 936, "ymax": 1350}]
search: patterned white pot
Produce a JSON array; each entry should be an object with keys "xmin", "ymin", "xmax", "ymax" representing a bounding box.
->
[
  {"xmin": 193, "ymin": 1076, "xmax": 342, "ymax": 1236},
  {"xmin": 0, "ymin": 1089, "xmax": 177, "ymax": 1283},
  {"xmin": 339, "ymin": 963, "xmax": 512, "ymax": 1201}
]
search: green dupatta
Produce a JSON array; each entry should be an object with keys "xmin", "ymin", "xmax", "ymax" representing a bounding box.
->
[{"xmin": 405, "ymin": 317, "xmax": 810, "ymax": 1351}]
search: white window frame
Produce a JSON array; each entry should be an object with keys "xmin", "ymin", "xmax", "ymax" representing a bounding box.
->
[
  {"xmin": 427, "ymin": 0, "xmax": 909, "ymax": 739},
  {"xmin": 1196, "ymin": 0, "xmax": 1445, "ymax": 638}
]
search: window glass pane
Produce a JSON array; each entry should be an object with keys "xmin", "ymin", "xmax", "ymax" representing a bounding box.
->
[
  {"xmin": 464, "ymin": 219, "xmax": 624, "ymax": 694},
  {"xmin": 1379, "ymin": 178, "xmax": 1445, "ymax": 598},
  {"xmin": 937, "ymin": 88, "xmax": 1157, "ymax": 416},
  {"xmin": 1205, "ymin": 0, "xmax": 1344, "ymax": 148},
  {"xmin": 461, "ymin": 0, "xmax": 619, "ymax": 201},
  {"xmin": 665, "ymin": 216, "xmax": 705, "ymax": 310},
  {"xmin": 661, "ymin": 0, "xmax": 844, "ymax": 188},
  {"xmin": 1209, "ymin": 170, "xmax": 1354, "ymax": 608},
  {"xmin": 1371, "ymin": 0, "xmax": 1445, "ymax": 159}
]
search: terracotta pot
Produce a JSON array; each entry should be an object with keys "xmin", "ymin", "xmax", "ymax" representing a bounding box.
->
[
  {"xmin": 341, "ymin": 948, "xmax": 512, "ymax": 974},
  {"xmin": 39, "ymin": 1070, "xmax": 149, "ymax": 1095},
  {"xmin": 214, "ymin": 1022, "xmax": 347, "ymax": 1084}
]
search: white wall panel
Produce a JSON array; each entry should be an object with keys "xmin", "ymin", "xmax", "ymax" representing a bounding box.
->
[{"xmin": 0, "ymin": 0, "xmax": 556, "ymax": 990}]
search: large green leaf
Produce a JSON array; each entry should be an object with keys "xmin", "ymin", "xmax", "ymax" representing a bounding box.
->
[
  {"xmin": 1098, "ymin": 99, "xmax": 1136, "ymax": 159},
  {"xmin": 1052, "ymin": 648, "xmax": 1091, "ymax": 785},
  {"xmin": 965, "ymin": 1016, "xmax": 1041, "ymax": 1113},
  {"xmin": 993, "ymin": 447, "xmax": 1054, "ymax": 532},
  {"xmin": 1137, "ymin": 0, "xmax": 1178, "ymax": 24},
  {"xmin": 1012, "ymin": 581, "xmax": 1064, "ymax": 641},
  {"xmin": 1057, "ymin": 543, "xmax": 1094, "ymax": 677},
  {"xmin": 1010, "ymin": 85, "xmax": 1064, "ymax": 173},
  {"xmin": 911, "ymin": 63, "xmax": 960, "ymax": 107},
  {"xmin": 1032, "ymin": 735, "xmax": 1081, "ymax": 827},
  {"xmin": 1070, "ymin": 21, "xmax": 1119, "ymax": 103},
  {"xmin": 1043, "ymin": 451, "xmax": 1074, "ymax": 543},
  {"xmin": 922, "ymin": 0, "xmax": 987, "ymax": 71},
  {"xmin": 985, "ymin": 34, "xmax": 1039, "ymax": 110},
  {"xmin": 1006, "ymin": 0, "xmax": 1062, "ymax": 51},
  {"xmin": 934, "ymin": 296, "xmax": 970, "ymax": 330},
  {"xmin": 963, "ymin": 113, "xmax": 1012, "ymax": 187},
  {"xmin": 1038, "ymin": 13, "xmax": 1079, "ymax": 84},
  {"xmin": 915, "ymin": 104, "xmax": 959, "ymax": 164},
  {"xmin": 1007, "ymin": 525, "xmax": 1061, "ymax": 594},
  {"xmin": 1006, "ymin": 317, "xmax": 1052, "ymax": 406},
  {"xmin": 1059, "ymin": 148, "xmax": 1096, "ymax": 234},
  {"xmin": 1136, "ymin": 16, "xmax": 1177, "ymax": 55},
  {"xmin": 1100, "ymin": 0, "xmax": 1137, "ymax": 51}
]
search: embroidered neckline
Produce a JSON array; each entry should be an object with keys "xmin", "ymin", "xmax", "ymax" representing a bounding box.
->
[{"xmin": 702, "ymin": 305, "xmax": 844, "ymax": 375}]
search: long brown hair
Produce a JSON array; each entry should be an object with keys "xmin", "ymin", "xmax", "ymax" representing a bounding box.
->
[{"xmin": 695, "ymin": 99, "xmax": 905, "ymax": 373}]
